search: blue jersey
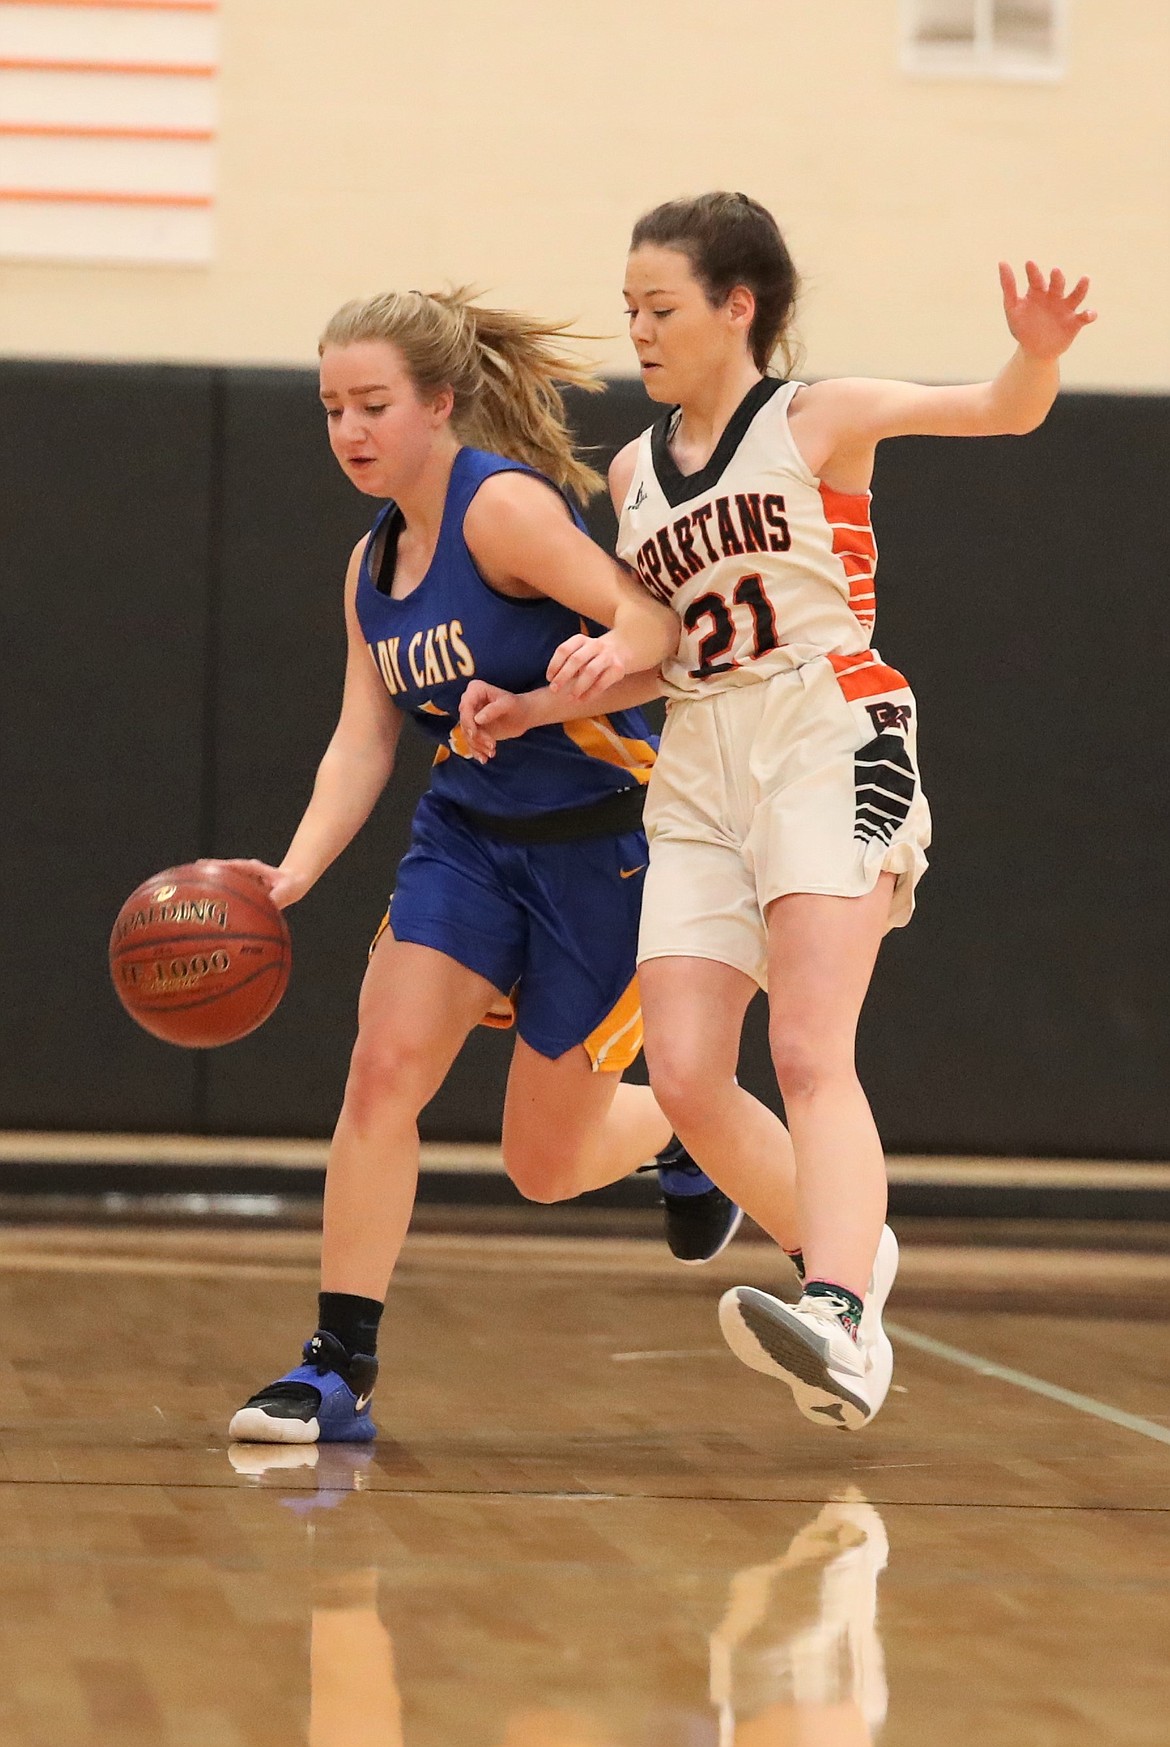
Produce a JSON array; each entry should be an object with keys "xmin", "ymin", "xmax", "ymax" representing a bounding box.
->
[{"xmin": 354, "ymin": 447, "xmax": 656, "ymax": 818}]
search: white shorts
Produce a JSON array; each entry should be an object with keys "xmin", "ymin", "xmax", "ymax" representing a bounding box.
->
[{"xmin": 638, "ymin": 651, "xmax": 931, "ymax": 989}]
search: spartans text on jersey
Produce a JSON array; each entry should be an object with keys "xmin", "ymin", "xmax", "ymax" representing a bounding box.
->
[{"xmin": 632, "ymin": 492, "xmax": 791, "ymax": 605}]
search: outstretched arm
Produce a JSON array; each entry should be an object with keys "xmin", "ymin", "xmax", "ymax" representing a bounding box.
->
[
  {"xmin": 464, "ymin": 473, "xmax": 678, "ymax": 702},
  {"xmin": 546, "ymin": 439, "xmax": 667, "ymax": 701},
  {"xmin": 458, "ymin": 670, "xmax": 665, "ymax": 764},
  {"xmin": 793, "ymin": 262, "xmax": 1097, "ymax": 484}
]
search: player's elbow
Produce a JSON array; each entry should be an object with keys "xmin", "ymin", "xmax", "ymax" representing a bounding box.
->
[
  {"xmin": 630, "ymin": 594, "xmax": 679, "ymax": 660},
  {"xmin": 998, "ymin": 406, "xmax": 1049, "ymax": 437},
  {"xmin": 986, "ymin": 390, "xmax": 1055, "ymax": 438}
]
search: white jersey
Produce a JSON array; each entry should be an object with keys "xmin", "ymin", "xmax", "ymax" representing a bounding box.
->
[{"xmin": 616, "ymin": 378, "xmax": 878, "ymax": 701}]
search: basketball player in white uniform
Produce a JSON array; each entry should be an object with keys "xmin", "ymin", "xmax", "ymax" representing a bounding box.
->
[{"xmin": 461, "ymin": 193, "xmax": 1096, "ymax": 1430}]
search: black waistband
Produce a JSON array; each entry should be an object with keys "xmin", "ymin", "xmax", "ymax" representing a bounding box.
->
[{"xmin": 452, "ymin": 785, "xmax": 645, "ymax": 845}]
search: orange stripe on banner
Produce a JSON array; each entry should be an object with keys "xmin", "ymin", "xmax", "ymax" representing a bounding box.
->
[
  {"xmin": 0, "ymin": 121, "xmax": 214, "ymax": 139},
  {"xmin": 0, "ymin": 55, "xmax": 215, "ymax": 74},
  {"xmin": 12, "ymin": 1, "xmax": 216, "ymax": 11},
  {"xmin": 828, "ymin": 650, "xmax": 909, "ymax": 702},
  {"xmin": 0, "ymin": 186, "xmax": 211, "ymax": 205}
]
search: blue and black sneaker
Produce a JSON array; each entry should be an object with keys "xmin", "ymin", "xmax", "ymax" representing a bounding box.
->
[
  {"xmin": 642, "ymin": 1138, "xmax": 744, "ymax": 1265},
  {"xmin": 228, "ymin": 1330, "xmax": 378, "ymax": 1445}
]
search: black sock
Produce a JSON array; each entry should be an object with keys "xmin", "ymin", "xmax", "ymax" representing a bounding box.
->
[
  {"xmin": 317, "ymin": 1292, "xmax": 384, "ymax": 1360},
  {"xmin": 784, "ymin": 1248, "xmax": 806, "ymax": 1282},
  {"xmin": 803, "ymin": 1279, "xmax": 864, "ymax": 1341}
]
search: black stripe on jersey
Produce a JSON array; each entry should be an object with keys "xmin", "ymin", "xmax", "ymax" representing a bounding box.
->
[
  {"xmin": 651, "ymin": 377, "xmax": 785, "ymax": 509},
  {"xmin": 853, "ymin": 733, "xmax": 916, "ymax": 845}
]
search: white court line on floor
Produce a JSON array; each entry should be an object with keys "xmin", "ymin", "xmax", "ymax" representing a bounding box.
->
[
  {"xmin": 887, "ymin": 1320, "xmax": 1170, "ymax": 1447},
  {"xmin": 611, "ymin": 1348, "xmax": 728, "ymax": 1362}
]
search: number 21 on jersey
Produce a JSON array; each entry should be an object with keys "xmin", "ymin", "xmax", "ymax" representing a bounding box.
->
[{"xmin": 683, "ymin": 571, "xmax": 781, "ymax": 679}]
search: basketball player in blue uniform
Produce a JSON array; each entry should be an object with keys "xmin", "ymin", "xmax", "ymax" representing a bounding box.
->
[{"xmin": 227, "ymin": 288, "xmax": 742, "ymax": 1445}]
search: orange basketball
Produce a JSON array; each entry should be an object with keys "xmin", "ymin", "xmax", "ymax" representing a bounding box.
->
[{"xmin": 109, "ymin": 860, "xmax": 291, "ymax": 1047}]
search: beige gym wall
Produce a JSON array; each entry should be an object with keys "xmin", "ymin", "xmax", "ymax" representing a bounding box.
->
[{"xmin": 1, "ymin": 0, "xmax": 1165, "ymax": 386}]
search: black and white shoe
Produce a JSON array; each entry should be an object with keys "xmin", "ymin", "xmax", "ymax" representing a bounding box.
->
[
  {"xmin": 641, "ymin": 1138, "xmax": 744, "ymax": 1265},
  {"xmin": 228, "ymin": 1330, "xmax": 379, "ymax": 1445}
]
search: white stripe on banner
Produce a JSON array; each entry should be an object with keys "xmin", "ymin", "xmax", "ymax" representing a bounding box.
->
[{"xmin": 0, "ymin": 0, "xmax": 217, "ymax": 259}]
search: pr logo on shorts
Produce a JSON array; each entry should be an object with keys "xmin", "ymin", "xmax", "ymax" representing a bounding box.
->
[{"xmin": 865, "ymin": 701, "xmax": 911, "ymax": 734}]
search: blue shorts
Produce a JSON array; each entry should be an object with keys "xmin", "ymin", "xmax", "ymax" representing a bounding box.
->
[{"xmin": 382, "ymin": 791, "xmax": 648, "ymax": 1070}]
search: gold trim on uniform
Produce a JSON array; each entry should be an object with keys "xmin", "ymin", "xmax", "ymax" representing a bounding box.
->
[
  {"xmin": 583, "ymin": 975, "xmax": 644, "ymax": 1074},
  {"xmin": 561, "ymin": 715, "xmax": 655, "ymax": 785}
]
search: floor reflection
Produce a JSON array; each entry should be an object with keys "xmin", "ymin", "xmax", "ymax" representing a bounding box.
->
[
  {"xmin": 228, "ymin": 1447, "xmax": 889, "ymax": 1745},
  {"xmin": 709, "ymin": 1493, "xmax": 887, "ymax": 1747}
]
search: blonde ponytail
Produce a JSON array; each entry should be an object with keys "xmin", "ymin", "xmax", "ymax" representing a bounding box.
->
[{"xmin": 320, "ymin": 288, "xmax": 605, "ymax": 502}]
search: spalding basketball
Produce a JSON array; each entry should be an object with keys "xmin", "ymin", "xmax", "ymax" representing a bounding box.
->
[{"xmin": 109, "ymin": 861, "xmax": 291, "ymax": 1047}]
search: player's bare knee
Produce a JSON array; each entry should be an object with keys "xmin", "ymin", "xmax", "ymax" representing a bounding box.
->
[
  {"xmin": 343, "ymin": 1028, "xmax": 434, "ymax": 1126},
  {"xmin": 502, "ymin": 1139, "xmax": 584, "ymax": 1204},
  {"xmin": 769, "ymin": 1025, "xmax": 841, "ymax": 1104},
  {"xmin": 644, "ymin": 1052, "xmax": 708, "ymax": 1134}
]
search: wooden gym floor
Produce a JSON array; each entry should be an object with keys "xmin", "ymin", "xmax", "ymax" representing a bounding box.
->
[{"xmin": 0, "ymin": 1222, "xmax": 1168, "ymax": 1745}]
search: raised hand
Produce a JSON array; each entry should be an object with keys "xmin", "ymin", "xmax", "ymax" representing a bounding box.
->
[{"xmin": 999, "ymin": 260, "xmax": 1096, "ymax": 360}]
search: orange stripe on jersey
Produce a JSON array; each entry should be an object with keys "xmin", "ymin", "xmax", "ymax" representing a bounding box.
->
[
  {"xmin": 819, "ymin": 483, "xmax": 878, "ymax": 627},
  {"xmin": 562, "ymin": 716, "xmax": 655, "ymax": 785},
  {"xmin": 828, "ymin": 649, "xmax": 910, "ymax": 702},
  {"xmin": 584, "ymin": 975, "xmax": 643, "ymax": 1073}
]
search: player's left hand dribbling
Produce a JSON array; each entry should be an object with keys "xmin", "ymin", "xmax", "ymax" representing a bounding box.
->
[{"xmin": 547, "ymin": 631, "xmax": 630, "ymax": 702}]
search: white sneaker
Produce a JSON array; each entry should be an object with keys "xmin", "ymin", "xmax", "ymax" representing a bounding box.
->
[
  {"xmin": 719, "ymin": 1226, "xmax": 899, "ymax": 1432},
  {"xmin": 859, "ymin": 1224, "xmax": 899, "ymax": 1420}
]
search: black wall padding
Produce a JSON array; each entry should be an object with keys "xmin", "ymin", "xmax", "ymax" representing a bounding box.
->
[
  {"xmin": 1, "ymin": 362, "xmax": 1166, "ymax": 1155},
  {"xmin": 0, "ymin": 361, "xmax": 213, "ymax": 1130}
]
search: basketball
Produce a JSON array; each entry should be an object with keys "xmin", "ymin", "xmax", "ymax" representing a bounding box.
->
[{"xmin": 109, "ymin": 860, "xmax": 291, "ymax": 1048}]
